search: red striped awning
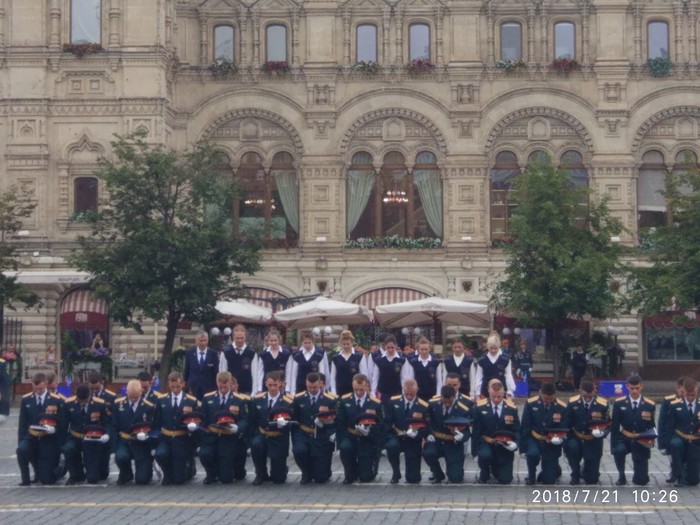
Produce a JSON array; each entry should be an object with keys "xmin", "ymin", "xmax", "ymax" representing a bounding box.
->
[
  {"xmin": 244, "ymin": 287, "xmax": 287, "ymax": 310},
  {"xmin": 60, "ymin": 289, "xmax": 108, "ymax": 315},
  {"xmin": 353, "ymin": 288, "xmax": 429, "ymax": 310}
]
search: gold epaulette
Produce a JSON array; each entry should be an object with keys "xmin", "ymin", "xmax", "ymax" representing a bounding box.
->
[
  {"xmin": 643, "ymin": 397, "xmax": 655, "ymax": 404},
  {"xmin": 665, "ymin": 393, "xmax": 678, "ymax": 401},
  {"xmin": 341, "ymin": 393, "xmax": 352, "ymax": 399},
  {"xmin": 92, "ymin": 396, "xmax": 105, "ymax": 404},
  {"xmin": 556, "ymin": 399, "xmax": 567, "ymax": 408},
  {"xmin": 569, "ymin": 395, "xmax": 581, "ymax": 403},
  {"xmin": 283, "ymin": 394, "xmax": 294, "ymax": 403},
  {"xmin": 369, "ymin": 397, "xmax": 380, "ymax": 404},
  {"xmin": 391, "ymin": 395, "xmax": 402, "ymax": 401},
  {"xmin": 615, "ymin": 396, "xmax": 626, "ymax": 402},
  {"xmin": 476, "ymin": 398, "xmax": 489, "ymax": 406},
  {"xmin": 143, "ymin": 399, "xmax": 154, "ymax": 407},
  {"xmin": 185, "ymin": 394, "xmax": 197, "ymax": 402},
  {"xmin": 430, "ymin": 395, "xmax": 442, "ymax": 401},
  {"xmin": 527, "ymin": 395, "xmax": 539, "ymax": 404},
  {"xmin": 670, "ymin": 398, "xmax": 682, "ymax": 405},
  {"xmin": 104, "ymin": 389, "xmax": 116, "ymax": 396},
  {"xmin": 204, "ymin": 391, "xmax": 217, "ymax": 398},
  {"xmin": 457, "ymin": 402, "xmax": 469, "ymax": 411},
  {"xmin": 596, "ymin": 396, "xmax": 607, "ymax": 406},
  {"xmin": 295, "ymin": 392, "xmax": 306, "ymax": 398},
  {"xmin": 323, "ymin": 392, "xmax": 338, "ymax": 400},
  {"xmin": 505, "ymin": 399, "xmax": 516, "ymax": 409},
  {"xmin": 49, "ymin": 393, "xmax": 64, "ymax": 400},
  {"xmin": 65, "ymin": 396, "xmax": 77, "ymax": 402},
  {"xmin": 234, "ymin": 392, "xmax": 251, "ymax": 401},
  {"xmin": 0, "ymin": 358, "xmax": 5, "ymax": 363},
  {"xmin": 255, "ymin": 392, "xmax": 267, "ymax": 398},
  {"xmin": 417, "ymin": 398, "xmax": 429, "ymax": 408},
  {"xmin": 115, "ymin": 396, "xmax": 126, "ymax": 403},
  {"xmin": 155, "ymin": 392, "xmax": 168, "ymax": 398},
  {"xmin": 22, "ymin": 392, "xmax": 33, "ymax": 398}
]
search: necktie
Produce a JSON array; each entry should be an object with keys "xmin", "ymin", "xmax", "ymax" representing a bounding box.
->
[
  {"xmin": 494, "ymin": 404, "xmax": 500, "ymax": 419},
  {"xmin": 173, "ymin": 395, "xmax": 178, "ymax": 409},
  {"xmin": 221, "ymin": 395, "xmax": 226, "ymax": 406},
  {"xmin": 357, "ymin": 398, "xmax": 362, "ymax": 409},
  {"xmin": 632, "ymin": 401, "xmax": 638, "ymax": 412},
  {"xmin": 269, "ymin": 398, "xmax": 274, "ymax": 410},
  {"xmin": 310, "ymin": 395, "xmax": 316, "ymax": 408},
  {"xmin": 132, "ymin": 402, "xmax": 137, "ymax": 412},
  {"xmin": 82, "ymin": 404, "xmax": 88, "ymax": 417},
  {"xmin": 688, "ymin": 402, "xmax": 693, "ymax": 413},
  {"xmin": 36, "ymin": 395, "xmax": 42, "ymax": 408},
  {"xmin": 199, "ymin": 352, "xmax": 205, "ymax": 365},
  {"xmin": 585, "ymin": 402, "xmax": 591, "ymax": 412},
  {"xmin": 406, "ymin": 401, "xmax": 412, "ymax": 412}
]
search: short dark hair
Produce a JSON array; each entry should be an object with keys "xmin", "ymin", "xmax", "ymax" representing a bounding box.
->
[
  {"xmin": 136, "ymin": 371, "xmax": 151, "ymax": 382},
  {"xmin": 266, "ymin": 370, "xmax": 284, "ymax": 382},
  {"xmin": 76, "ymin": 385, "xmax": 90, "ymax": 401},
  {"xmin": 445, "ymin": 372, "xmax": 461, "ymax": 381},
  {"xmin": 384, "ymin": 334, "xmax": 397, "ymax": 345},
  {"xmin": 440, "ymin": 385, "xmax": 456, "ymax": 399},
  {"xmin": 677, "ymin": 376, "xmax": 688, "ymax": 387},
  {"xmin": 580, "ymin": 380, "xmax": 595, "ymax": 394},
  {"xmin": 540, "ymin": 382, "xmax": 556, "ymax": 396},
  {"xmin": 168, "ymin": 372, "xmax": 183, "ymax": 381},
  {"xmin": 352, "ymin": 373, "xmax": 368, "ymax": 385},
  {"xmin": 306, "ymin": 372, "xmax": 321, "ymax": 383},
  {"xmin": 627, "ymin": 374, "xmax": 642, "ymax": 386},
  {"xmin": 33, "ymin": 373, "xmax": 47, "ymax": 385},
  {"xmin": 87, "ymin": 370, "xmax": 103, "ymax": 384},
  {"xmin": 683, "ymin": 377, "xmax": 697, "ymax": 392}
]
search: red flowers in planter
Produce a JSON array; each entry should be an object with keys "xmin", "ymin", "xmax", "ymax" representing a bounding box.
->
[
  {"xmin": 63, "ymin": 43, "xmax": 104, "ymax": 58},
  {"xmin": 551, "ymin": 57, "xmax": 580, "ymax": 75}
]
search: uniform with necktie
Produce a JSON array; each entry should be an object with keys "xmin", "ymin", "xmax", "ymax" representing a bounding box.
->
[
  {"xmin": 385, "ymin": 394, "xmax": 430, "ymax": 483},
  {"xmin": 520, "ymin": 395, "xmax": 568, "ymax": 484},
  {"xmin": 291, "ymin": 390, "xmax": 338, "ymax": 483},
  {"xmin": 471, "ymin": 397, "xmax": 520, "ymax": 484},
  {"xmin": 111, "ymin": 396, "xmax": 156, "ymax": 485},
  {"xmin": 658, "ymin": 392, "xmax": 681, "ymax": 482},
  {"xmin": 666, "ymin": 397, "xmax": 700, "ymax": 486},
  {"xmin": 423, "ymin": 395, "xmax": 471, "ymax": 483},
  {"xmin": 61, "ymin": 395, "xmax": 110, "ymax": 483},
  {"xmin": 183, "ymin": 346, "xmax": 219, "ymax": 400},
  {"xmin": 336, "ymin": 392, "xmax": 385, "ymax": 483},
  {"xmin": 199, "ymin": 390, "xmax": 250, "ymax": 483},
  {"xmin": 17, "ymin": 391, "xmax": 64, "ymax": 485},
  {"xmin": 249, "ymin": 391, "xmax": 294, "ymax": 483},
  {"xmin": 408, "ymin": 356, "xmax": 441, "ymax": 402},
  {"xmin": 564, "ymin": 394, "xmax": 609, "ymax": 484},
  {"xmin": 154, "ymin": 391, "xmax": 200, "ymax": 485},
  {"xmin": 91, "ymin": 387, "xmax": 117, "ymax": 481},
  {"xmin": 221, "ymin": 344, "xmax": 258, "ymax": 395},
  {"xmin": 610, "ymin": 394, "xmax": 656, "ymax": 485}
]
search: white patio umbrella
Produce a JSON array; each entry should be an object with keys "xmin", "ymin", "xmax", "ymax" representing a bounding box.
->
[
  {"xmin": 215, "ymin": 299, "xmax": 273, "ymax": 325},
  {"xmin": 273, "ymin": 296, "xmax": 373, "ymax": 328},
  {"xmin": 374, "ymin": 297, "xmax": 490, "ymax": 329}
]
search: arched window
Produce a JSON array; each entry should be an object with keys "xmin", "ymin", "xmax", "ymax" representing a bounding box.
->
[
  {"xmin": 409, "ymin": 24, "xmax": 430, "ymax": 60},
  {"xmin": 490, "ymin": 151, "xmax": 519, "ymax": 241},
  {"xmin": 648, "ymin": 21, "xmax": 669, "ymax": 59},
  {"xmin": 501, "ymin": 22, "xmax": 522, "ymax": 60},
  {"xmin": 527, "ymin": 150, "xmax": 550, "ymax": 166},
  {"xmin": 672, "ymin": 150, "xmax": 697, "ymax": 196},
  {"xmin": 356, "ymin": 24, "xmax": 378, "ymax": 62},
  {"xmin": 214, "ymin": 25, "xmax": 235, "ymax": 61},
  {"xmin": 638, "ymin": 150, "xmax": 667, "ymax": 229},
  {"xmin": 266, "ymin": 24, "xmax": 287, "ymax": 62},
  {"xmin": 74, "ymin": 177, "xmax": 98, "ymax": 214},
  {"xmin": 560, "ymin": 150, "xmax": 588, "ymax": 187},
  {"xmin": 347, "ymin": 151, "xmax": 442, "ymax": 240},
  {"xmin": 71, "ymin": 0, "xmax": 101, "ymax": 44},
  {"xmin": 270, "ymin": 151, "xmax": 299, "ymax": 244},
  {"xmin": 554, "ymin": 22, "xmax": 575, "ymax": 59}
]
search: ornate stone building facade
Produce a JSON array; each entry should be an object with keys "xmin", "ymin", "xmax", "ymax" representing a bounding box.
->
[{"xmin": 2, "ymin": 0, "xmax": 699, "ymax": 380}]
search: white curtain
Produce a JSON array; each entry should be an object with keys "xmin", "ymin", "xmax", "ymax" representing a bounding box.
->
[
  {"xmin": 638, "ymin": 169, "xmax": 666, "ymax": 211},
  {"xmin": 347, "ymin": 169, "xmax": 375, "ymax": 234},
  {"xmin": 413, "ymin": 169, "xmax": 443, "ymax": 237},
  {"xmin": 272, "ymin": 169, "xmax": 299, "ymax": 233},
  {"xmin": 71, "ymin": 0, "xmax": 101, "ymax": 44}
]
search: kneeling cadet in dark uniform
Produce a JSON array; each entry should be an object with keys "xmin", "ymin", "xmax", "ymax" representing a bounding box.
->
[
  {"xmin": 200, "ymin": 371, "xmax": 250, "ymax": 484},
  {"xmin": 112, "ymin": 379, "xmax": 157, "ymax": 485},
  {"xmin": 87, "ymin": 370, "xmax": 117, "ymax": 481},
  {"xmin": 658, "ymin": 376, "xmax": 686, "ymax": 484},
  {"xmin": 666, "ymin": 377, "xmax": 700, "ymax": 487},
  {"xmin": 564, "ymin": 379, "xmax": 609, "ymax": 485},
  {"xmin": 250, "ymin": 370, "xmax": 294, "ymax": 484},
  {"xmin": 337, "ymin": 373, "xmax": 385, "ymax": 484},
  {"xmin": 62, "ymin": 384, "xmax": 111, "ymax": 484},
  {"xmin": 292, "ymin": 372, "xmax": 338, "ymax": 484},
  {"xmin": 472, "ymin": 379, "xmax": 520, "ymax": 484},
  {"xmin": 520, "ymin": 382, "xmax": 568, "ymax": 485},
  {"xmin": 611, "ymin": 374, "xmax": 656, "ymax": 486},
  {"xmin": 385, "ymin": 378, "xmax": 430, "ymax": 484}
]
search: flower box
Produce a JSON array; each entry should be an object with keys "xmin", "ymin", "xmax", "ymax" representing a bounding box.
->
[
  {"xmin": 404, "ymin": 59, "xmax": 436, "ymax": 75},
  {"xmin": 209, "ymin": 57, "xmax": 238, "ymax": 77},
  {"xmin": 63, "ymin": 43, "xmax": 104, "ymax": 58},
  {"xmin": 261, "ymin": 60, "xmax": 291, "ymax": 73},
  {"xmin": 351, "ymin": 60, "xmax": 380, "ymax": 75},
  {"xmin": 551, "ymin": 57, "xmax": 581, "ymax": 75}
]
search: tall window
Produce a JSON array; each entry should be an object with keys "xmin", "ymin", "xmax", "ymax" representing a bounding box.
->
[
  {"xmin": 637, "ymin": 150, "xmax": 667, "ymax": 229},
  {"xmin": 347, "ymin": 151, "xmax": 442, "ymax": 239},
  {"xmin": 266, "ymin": 25, "xmax": 287, "ymax": 62},
  {"xmin": 648, "ymin": 21, "xmax": 669, "ymax": 59},
  {"xmin": 74, "ymin": 177, "xmax": 98, "ymax": 214},
  {"xmin": 234, "ymin": 152, "xmax": 297, "ymax": 246},
  {"xmin": 490, "ymin": 151, "xmax": 519, "ymax": 241},
  {"xmin": 71, "ymin": 0, "xmax": 101, "ymax": 44},
  {"xmin": 560, "ymin": 150, "xmax": 588, "ymax": 187},
  {"xmin": 214, "ymin": 25, "xmax": 234, "ymax": 61},
  {"xmin": 554, "ymin": 22, "xmax": 575, "ymax": 59},
  {"xmin": 527, "ymin": 150, "xmax": 550, "ymax": 166},
  {"xmin": 409, "ymin": 24, "xmax": 430, "ymax": 60},
  {"xmin": 501, "ymin": 22, "xmax": 522, "ymax": 60},
  {"xmin": 356, "ymin": 24, "xmax": 378, "ymax": 62}
]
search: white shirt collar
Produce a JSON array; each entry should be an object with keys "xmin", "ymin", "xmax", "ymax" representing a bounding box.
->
[
  {"xmin": 419, "ymin": 355, "xmax": 432, "ymax": 364},
  {"xmin": 302, "ymin": 347, "xmax": 316, "ymax": 358},
  {"xmin": 487, "ymin": 350, "xmax": 502, "ymax": 363}
]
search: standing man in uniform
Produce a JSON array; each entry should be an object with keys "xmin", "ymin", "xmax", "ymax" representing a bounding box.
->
[
  {"xmin": 408, "ymin": 337, "xmax": 441, "ymax": 402},
  {"xmin": 291, "ymin": 372, "xmax": 338, "ymax": 484},
  {"xmin": 474, "ymin": 335, "xmax": 516, "ymax": 399},
  {"xmin": 112, "ymin": 380, "xmax": 157, "ymax": 485},
  {"xmin": 249, "ymin": 370, "xmax": 294, "ymax": 484},
  {"xmin": 219, "ymin": 324, "xmax": 258, "ymax": 396},
  {"xmin": 512, "ymin": 339, "xmax": 534, "ymax": 396},
  {"xmin": 337, "ymin": 373, "xmax": 385, "ymax": 484},
  {"xmin": 184, "ymin": 331, "xmax": 219, "ymax": 401},
  {"xmin": 666, "ymin": 377, "xmax": 700, "ymax": 487},
  {"xmin": 441, "ymin": 339, "xmax": 475, "ymax": 398},
  {"xmin": 564, "ymin": 379, "xmax": 609, "ymax": 485},
  {"xmin": 472, "ymin": 379, "xmax": 520, "ymax": 484},
  {"xmin": 520, "ymin": 382, "xmax": 568, "ymax": 485},
  {"xmin": 611, "ymin": 374, "xmax": 656, "ymax": 486},
  {"xmin": 329, "ymin": 330, "xmax": 367, "ymax": 396},
  {"xmin": 200, "ymin": 371, "xmax": 250, "ymax": 484},
  {"xmin": 286, "ymin": 331, "xmax": 330, "ymax": 396},
  {"xmin": 17, "ymin": 373, "xmax": 64, "ymax": 486},
  {"xmin": 385, "ymin": 378, "xmax": 430, "ymax": 484},
  {"xmin": 423, "ymin": 384, "xmax": 471, "ymax": 484}
]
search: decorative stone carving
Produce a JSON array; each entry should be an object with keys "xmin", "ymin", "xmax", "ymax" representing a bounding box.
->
[
  {"xmin": 632, "ymin": 107, "xmax": 700, "ymax": 153},
  {"xmin": 203, "ymin": 109, "xmax": 303, "ymax": 154}
]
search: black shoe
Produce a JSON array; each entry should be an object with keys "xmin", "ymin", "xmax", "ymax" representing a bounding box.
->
[
  {"xmin": 674, "ymin": 479, "xmax": 684, "ymax": 488},
  {"xmin": 570, "ymin": 476, "xmax": 580, "ymax": 486},
  {"xmin": 31, "ymin": 476, "xmax": 38, "ymax": 484},
  {"xmin": 203, "ymin": 477, "xmax": 217, "ymax": 485},
  {"xmin": 615, "ymin": 477, "xmax": 627, "ymax": 486},
  {"xmin": 342, "ymin": 477, "xmax": 355, "ymax": 485},
  {"xmin": 116, "ymin": 479, "xmax": 127, "ymax": 486},
  {"xmin": 300, "ymin": 474, "xmax": 311, "ymax": 485},
  {"xmin": 390, "ymin": 476, "xmax": 400, "ymax": 484},
  {"xmin": 18, "ymin": 481, "xmax": 30, "ymax": 487},
  {"xmin": 477, "ymin": 478, "xmax": 488, "ymax": 484},
  {"xmin": 428, "ymin": 475, "xmax": 435, "ymax": 481},
  {"xmin": 431, "ymin": 476, "xmax": 444, "ymax": 485},
  {"xmin": 252, "ymin": 475, "xmax": 265, "ymax": 486},
  {"xmin": 666, "ymin": 476, "xmax": 676, "ymax": 484},
  {"xmin": 65, "ymin": 478, "xmax": 82, "ymax": 486},
  {"xmin": 525, "ymin": 478, "xmax": 535, "ymax": 486}
]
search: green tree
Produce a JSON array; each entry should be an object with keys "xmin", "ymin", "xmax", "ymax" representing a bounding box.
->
[
  {"xmin": 490, "ymin": 159, "xmax": 626, "ymax": 380},
  {"xmin": 0, "ymin": 187, "xmax": 41, "ymax": 313},
  {"xmin": 69, "ymin": 133, "xmax": 261, "ymax": 387},
  {"xmin": 626, "ymin": 161, "xmax": 700, "ymax": 316}
]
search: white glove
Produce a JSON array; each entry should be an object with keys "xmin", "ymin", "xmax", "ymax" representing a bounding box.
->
[
  {"xmin": 99, "ymin": 433, "xmax": 110, "ymax": 444},
  {"xmin": 406, "ymin": 428, "xmax": 418, "ymax": 439},
  {"xmin": 505, "ymin": 441, "xmax": 518, "ymax": 452},
  {"xmin": 453, "ymin": 430, "xmax": 465, "ymax": 443},
  {"xmin": 329, "ymin": 432, "xmax": 336, "ymax": 443},
  {"xmin": 136, "ymin": 432, "xmax": 147, "ymax": 441},
  {"xmin": 426, "ymin": 434, "xmax": 436, "ymax": 443},
  {"xmin": 0, "ymin": 415, "xmax": 6, "ymax": 425},
  {"xmin": 314, "ymin": 417, "xmax": 324, "ymax": 428},
  {"xmin": 187, "ymin": 422, "xmax": 198, "ymax": 432},
  {"xmin": 354, "ymin": 424, "xmax": 370, "ymax": 436},
  {"xmin": 229, "ymin": 423, "xmax": 238, "ymax": 434},
  {"xmin": 591, "ymin": 429, "xmax": 604, "ymax": 439},
  {"xmin": 277, "ymin": 417, "xmax": 288, "ymax": 428},
  {"xmin": 44, "ymin": 425, "xmax": 56, "ymax": 435},
  {"xmin": 516, "ymin": 369, "xmax": 521, "ymax": 376},
  {"xmin": 550, "ymin": 436, "xmax": 563, "ymax": 446}
]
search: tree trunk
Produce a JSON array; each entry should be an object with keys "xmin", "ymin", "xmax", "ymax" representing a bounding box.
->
[{"xmin": 158, "ymin": 313, "xmax": 180, "ymax": 391}]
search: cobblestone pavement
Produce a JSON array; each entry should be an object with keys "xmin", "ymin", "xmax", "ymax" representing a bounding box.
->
[{"xmin": 0, "ymin": 412, "xmax": 698, "ymax": 525}]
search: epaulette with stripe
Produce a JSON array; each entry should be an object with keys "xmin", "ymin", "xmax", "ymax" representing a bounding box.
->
[
  {"xmin": 369, "ymin": 397, "xmax": 380, "ymax": 404},
  {"xmin": 154, "ymin": 392, "xmax": 168, "ymax": 398},
  {"xmin": 505, "ymin": 398, "xmax": 516, "ymax": 409},
  {"xmin": 283, "ymin": 394, "xmax": 294, "ymax": 403},
  {"xmin": 643, "ymin": 397, "xmax": 655, "ymax": 404},
  {"xmin": 527, "ymin": 395, "xmax": 539, "ymax": 404},
  {"xmin": 417, "ymin": 398, "xmax": 429, "ymax": 408},
  {"xmin": 204, "ymin": 391, "xmax": 217, "ymax": 398},
  {"xmin": 91, "ymin": 396, "xmax": 105, "ymax": 404},
  {"xmin": 391, "ymin": 395, "xmax": 402, "ymax": 401},
  {"xmin": 665, "ymin": 393, "xmax": 678, "ymax": 401},
  {"xmin": 143, "ymin": 399, "xmax": 155, "ymax": 407},
  {"xmin": 234, "ymin": 392, "xmax": 251, "ymax": 401},
  {"xmin": 104, "ymin": 389, "xmax": 117, "ymax": 396},
  {"xmin": 341, "ymin": 393, "xmax": 353, "ymax": 399},
  {"xmin": 115, "ymin": 396, "xmax": 126, "ymax": 403},
  {"xmin": 596, "ymin": 396, "xmax": 607, "ymax": 405},
  {"xmin": 569, "ymin": 395, "xmax": 581, "ymax": 403},
  {"xmin": 65, "ymin": 396, "xmax": 77, "ymax": 402},
  {"xmin": 255, "ymin": 392, "xmax": 267, "ymax": 398},
  {"xmin": 22, "ymin": 392, "xmax": 33, "ymax": 398},
  {"xmin": 323, "ymin": 392, "xmax": 337, "ymax": 400},
  {"xmin": 670, "ymin": 398, "xmax": 682, "ymax": 405},
  {"xmin": 49, "ymin": 393, "xmax": 63, "ymax": 400},
  {"xmin": 185, "ymin": 394, "xmax": 197, "ymax": 402},
  {"xmin": 556, "ymin": 399, "xmax": 567, "ymax": 408},
  {"xmin": 457, "ymin": 402, "xmax": 469, "ymax": 411},
  {"xmin": 430, "ymin": 395, "xmax": 442, "ymax": 402},
  {"xmin": 476, "ymin": 398, "xmax": 489, "ymax": 406},
  {"xmin": 615, "ymin": 396, "xmax": 626, "ymax": 402},
  {"xmin": 295, "ymin": 392, "xmax": 306, "ymax": 398}
]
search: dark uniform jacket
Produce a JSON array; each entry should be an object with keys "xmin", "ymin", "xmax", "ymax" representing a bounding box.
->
[
  {"xmin": 471, "ymin": 397, "xmax": 520, "ymax": 455},
  {"xmin": 62, "ymin": 396, "xmax": 110, "ymax": 439},
  {"xmin": 565, "ymin": 394, "xmax": 609, "ymax": 441},
  {"xmin": 292, "ymin": 390, "xmax": 338, "ymax": 439},
  {"xmin": 666, "ymin": 397, "xmax": 700, "ymax": 442},
  {"xmin": 520, "ymin": 395, "xmax": 568, "ymax": 448},
  {"xmin": 18, "ymin": 392, "xmax": 65, "ymax": 442},
  {"xmin": 201, "ymin": 390, "xmax": 250, "ymax": 438},
  {"xmin": 250, "ymin": 391, "xmax": 295, "ymax": 437},
  {"xmin": 337, "ymin": 393, "xmax": 385, "ymax": 442},
  {"xmin": 110, "ymin": 397, "xmax": 156, "ymax": 440},
  {"xmin": 386, "ymin": 395, "xmax": 430, "ymax": 439},
  {"xmin": 183, "ymin": 347, "xmax": 219, "ymax": 399},
  {"xmin": 427, "ymin": 396, "xmax": 472, "ymax": 443},
  {"xmin": 610, "ymin": 395, "xmax": 656, "ymax": 450}
]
